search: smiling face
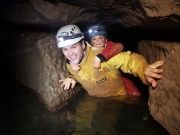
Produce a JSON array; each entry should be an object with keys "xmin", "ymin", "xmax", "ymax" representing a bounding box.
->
[
  {"xmin": 62, "ymin": 41, "xmax": 85, "ymax": 64},
  {"xmin": 91, "ymin": 35, "xmax": 107, "ymax": 47}
]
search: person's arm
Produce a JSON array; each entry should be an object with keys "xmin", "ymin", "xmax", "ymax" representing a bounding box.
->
[
  {"xmin": 96, "ymin": 41, "xmax": 124, "ymax": 62},
  {"xmin": 106, "ymin": 51, "xmax": 164, "ymax": 87},
  {"xmin": 93, "ymin": 41, "xmax": 124, "ymax": 69}
]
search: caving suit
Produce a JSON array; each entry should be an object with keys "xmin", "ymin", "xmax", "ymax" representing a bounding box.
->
[{"xmin": 66, "ymin": 43, "xmax": 148, "ymax": 97}]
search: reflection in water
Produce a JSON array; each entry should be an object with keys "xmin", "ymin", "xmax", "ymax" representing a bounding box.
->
[
  {"xmin": 71, "ymin": 95, "xmax": 169, "ymax": 135},
  {"xmin": 1, "ymin": 82, "xmax": 169, "ymax": 135}
]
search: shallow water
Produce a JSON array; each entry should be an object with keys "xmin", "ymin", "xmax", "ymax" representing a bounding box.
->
[{"xmin": 1, "ymin": 81, "xmax": 169, "ymax": 135}]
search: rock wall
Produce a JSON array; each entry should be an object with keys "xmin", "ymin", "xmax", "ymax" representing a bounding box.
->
[
  {"xmin": 140, "ymin": 0, "xmax": 180, "ymax": 17},
  {"xmin": 138, "ymin": 41, "xmax": 180, "ymax": 135},
  {"xmin": 12, "ymin": 32, "xmax": 80, "ymax": 111}
]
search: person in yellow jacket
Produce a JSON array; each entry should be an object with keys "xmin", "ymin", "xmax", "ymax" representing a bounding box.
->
[{"xmin": 56, "ymin": 24, "xmax": 164, "ymax": 97}]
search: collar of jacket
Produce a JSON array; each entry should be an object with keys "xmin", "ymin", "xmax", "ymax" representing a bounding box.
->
[{"xmin": 78, "ymin": 41, "xmax": 92, "ymax": 66}]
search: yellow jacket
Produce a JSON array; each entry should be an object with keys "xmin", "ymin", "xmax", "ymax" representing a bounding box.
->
[{"xmin": 67, "ymin": 44, "xmax": 148, "ymax": 97}]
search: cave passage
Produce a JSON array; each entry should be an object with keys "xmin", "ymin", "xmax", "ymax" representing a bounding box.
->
[
  {"xmin": 1, "ymin": 0, "xmax": 179, "ymax": 134},
  {"xmin": 1, "ymin": 23, "xmax": 172, "ymax": 135}
]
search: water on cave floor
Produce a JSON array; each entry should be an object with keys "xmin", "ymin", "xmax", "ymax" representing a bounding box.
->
[{"xmin": 1, "ymin": 81, "xmax": 169, "ymax": 135}]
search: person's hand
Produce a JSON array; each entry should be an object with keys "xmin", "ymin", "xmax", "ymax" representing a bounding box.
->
[
  {"xmin": 144, "ymin": 60, "xmax": 164, "ymax": 88},
  {"xmin": 93, "ymin": 56, "xmax": 101, "ymax": 69},
  {"xmin": 71, "ymin": 64, "xmax": 80, "ymax": 71},
  {"xmin": 59, "ymin": 78, "xmax": 77, "ymax": 90}
]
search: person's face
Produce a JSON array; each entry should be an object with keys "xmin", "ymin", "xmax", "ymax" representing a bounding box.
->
[
  {"xmin": 91, "ymin": 35, "xmax": 107, "ymax": 47},
  {"xmin": 62, "ymin": 41, "xmax": 85, "ymax": 64}
]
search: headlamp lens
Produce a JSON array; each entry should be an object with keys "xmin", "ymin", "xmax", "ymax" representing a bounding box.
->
[{"xmin": 57, "ymin": 33, "xmax": 83, "ymax": 42}]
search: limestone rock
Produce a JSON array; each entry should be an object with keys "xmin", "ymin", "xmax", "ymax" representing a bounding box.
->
[
  {"xmin": 140, "ymin": 0, "xmax": 180, "ymax": 17},
  {"xmin": 138, "ymin": 41, "xmax": 180, "ymax": 135},
  {"xmin": 12, "ymin": 32, "xmax": 80, "ymax": 111}
]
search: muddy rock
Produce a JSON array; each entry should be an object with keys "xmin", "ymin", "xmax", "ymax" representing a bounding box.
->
[
  {"xmin": 12, "ymin": 33, "xmax": 80, "ymax": 111},
  {"xmin": 138, "ymin": 41, "xmax": 180, "ymax": 135}
]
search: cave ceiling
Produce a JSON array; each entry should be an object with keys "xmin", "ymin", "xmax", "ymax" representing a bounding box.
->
[{"xmin": 1, "ymin": 0, "xmax": 180, "ymax": 41}]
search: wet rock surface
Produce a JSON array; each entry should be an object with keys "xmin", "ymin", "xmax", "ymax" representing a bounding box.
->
[
  {"xmin": 2, "ymin": 0, "xmax": 179, "ymax": 28},
  {"xmin": 3, "ymin": 31, "xmax": 80, "ymax": 111},
  {"xmin": 138, "ymin": 41, "xmax": 180, "ymax": 135}
]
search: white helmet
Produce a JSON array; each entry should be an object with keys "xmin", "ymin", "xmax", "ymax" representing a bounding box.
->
[{"xmin": 56, "ymin": 24, "xmax": 84, "ymax": 48}]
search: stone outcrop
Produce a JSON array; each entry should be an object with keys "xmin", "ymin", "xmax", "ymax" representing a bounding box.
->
[
  {"xmin": 12, "ymin": 32, "xmax": 80, "ymax": 111},
  {"xmin": 138, "ymin": 41, "xmax": 180, "ymax": 135},
  {"xmin": 4, "ymin": 0, "xmax": 146, "ymax": 27},
  {"xmin": 140, "ymin": 0, "xmax": 180, "ymax": 17},
  {"xmin": 3, "ymin": 0, "xmax": 179, "ymax": 28}
]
